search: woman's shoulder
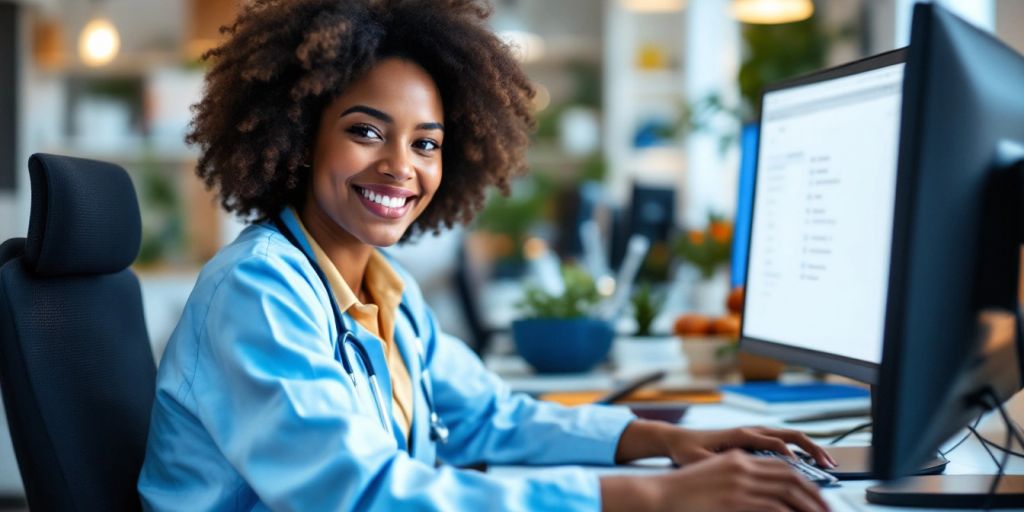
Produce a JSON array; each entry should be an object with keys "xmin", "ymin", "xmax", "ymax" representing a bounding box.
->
[{"xmin": 193, "ymin": 222, "xmax": 319, "ymax": 300}]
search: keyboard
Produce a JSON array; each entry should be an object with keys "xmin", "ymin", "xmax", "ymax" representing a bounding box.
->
[{"xmin": 749, "ymin": 450, "xmax": 840, "ymax": 487}]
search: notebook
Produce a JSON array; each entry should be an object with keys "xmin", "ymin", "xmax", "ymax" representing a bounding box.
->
[{"xmin": 719, "ymin": 382, "xmax": 870, "ymax": 416}]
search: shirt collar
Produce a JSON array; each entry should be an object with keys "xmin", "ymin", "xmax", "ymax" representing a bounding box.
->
[{"xmin": 289, "ymin": 207, "xmax": 404, "ymax": 314}]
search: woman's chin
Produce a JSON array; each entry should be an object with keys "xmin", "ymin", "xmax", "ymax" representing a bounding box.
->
[{"xmin": 360, "ymin": 228, "xmax": 407, "ymax": 248}]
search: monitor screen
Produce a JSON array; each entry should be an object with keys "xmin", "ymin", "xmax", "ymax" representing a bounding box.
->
[{"xmin": 742, "ymin": 59, "xmax": 905, "ymax": 368}]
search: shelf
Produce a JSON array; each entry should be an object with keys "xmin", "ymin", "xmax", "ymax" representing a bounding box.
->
[
  {"xmin": 631, "ymin": 68, "xmax": 686, "ymax": 97},
  {"xmin": 45, "ymin": 137, "xmax": 198, "ymax": 165}
]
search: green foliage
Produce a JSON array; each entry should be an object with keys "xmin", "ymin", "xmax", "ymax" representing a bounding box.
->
[
  {"xmin": 738, "ymin": 17, "xmax": 829, "ymax": 118},
  {"xmin": 673, "ymin": 216, "xmax": 732, "ymax": 280},
  {"xmin": 631, "ymin": 282, "xmax": 665, "ymax": 337},
  {"xmin": 135, "ymin": 148, "xmax": 184, "ymax": 265},
  {"xmin": 82, "ymin": 77, "xmax": 142, "ymax": 101},
  {"xmin": 475, "ymin": 174, "xmax": 557, "ymax": 266},
  {"xmin": 517, "ymin": 265, "xmax": 601, "ymax": 319},
  {"xmin": 578, "ymin": 153, "xmax": 607, "ymax": 183}
]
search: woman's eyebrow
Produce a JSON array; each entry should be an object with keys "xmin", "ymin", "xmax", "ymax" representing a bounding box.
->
[
  {"xmin": 340, "ymin": 105, "xmax": 393, "ymax": 123},
  {"xmin": 340, "ymin": 105, "xmax": 443, "ymax": 131},
  {"xmin": 416, "ymin": 122, "xmax": 444, "ymax": 132}
]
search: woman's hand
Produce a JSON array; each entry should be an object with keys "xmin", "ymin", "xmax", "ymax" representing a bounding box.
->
[
  {"xmin": 601, "ymin": 450, "xmax": 830, "ymax": 512},
  {"xmin": 615, "ymin": 419, "xmax": 837, "ymax": 469}
]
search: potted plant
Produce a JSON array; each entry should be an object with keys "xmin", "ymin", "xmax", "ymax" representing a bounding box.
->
[
  {"xmin": 511, "ymin": 265, "xmax": 614, "ymax": 373},
  {"xmin": 673, "ymin": 216, "xmax": 732, "ymax": 314},
  {"xmin": 612, "ymin": 283, "xmax": 685, "ymax": 374}
]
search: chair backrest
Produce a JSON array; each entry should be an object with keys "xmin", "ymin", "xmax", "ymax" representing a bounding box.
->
[{"xmin": 0, "ymin": 153, "xmax": 155, "ymax": 511}]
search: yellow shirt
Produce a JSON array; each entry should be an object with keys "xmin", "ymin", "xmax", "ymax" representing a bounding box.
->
[{"xmin": 293, "ymin": 215, "xmax": 414, "ymax": 440}]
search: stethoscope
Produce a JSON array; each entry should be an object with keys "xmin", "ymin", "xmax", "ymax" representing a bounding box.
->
[{"xmin": 272, "ymin": 215, "xmax": 449, "ymax": 446}]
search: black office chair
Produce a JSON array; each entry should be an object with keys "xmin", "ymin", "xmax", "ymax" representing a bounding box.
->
[{"xmin": 0, "ymin": 154, "xmax": 156, "ymax": 511}]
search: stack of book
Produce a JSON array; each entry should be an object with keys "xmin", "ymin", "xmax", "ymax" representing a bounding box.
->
[{"xmin": 719, "ymin": 382, "xmax": 870, "ymax": 417}]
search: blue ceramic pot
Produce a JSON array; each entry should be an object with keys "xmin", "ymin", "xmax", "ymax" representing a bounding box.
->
[{"xmin": 511, "ymin": 317, "xmax": 615, "ymax": 373}]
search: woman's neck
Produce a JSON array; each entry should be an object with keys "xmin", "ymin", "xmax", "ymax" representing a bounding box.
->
[{"xmin": 297, "ymin": 200, "xmax": 373, "ymax": 298}]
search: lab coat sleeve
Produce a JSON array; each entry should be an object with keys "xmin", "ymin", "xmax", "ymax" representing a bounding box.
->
[
  {"xmin": 188, "ymin": 251, "xmax": 607, "ymax": 511},
  {"xmin": 408, "ymin": 294, "xmax": 637, "ymax": 467}
]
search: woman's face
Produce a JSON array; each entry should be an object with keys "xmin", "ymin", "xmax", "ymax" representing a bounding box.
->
[{"xmin": 307, "ymin": 57, "xmax": 444, "ymax": 247}]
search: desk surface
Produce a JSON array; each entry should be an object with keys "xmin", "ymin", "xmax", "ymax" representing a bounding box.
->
[{"xmin": 490, "ymin": 400, "xmax": 1024, "ymax": 511}]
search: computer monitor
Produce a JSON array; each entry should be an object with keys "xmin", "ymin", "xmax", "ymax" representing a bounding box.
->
[
  {"xmin": 730, "ymin": 123, "xmax": 758, "ymax": 289},
  {"xmin": 865, "ymin": 4, "xmax": 1024, "ymax": 505},
  {"xmin": 740, "ymin": 49, "xmax": 907, "ymax": 386},
  {"xmin": 742, "ymin": 3, "xmax": 1024, "ymax": 505}
]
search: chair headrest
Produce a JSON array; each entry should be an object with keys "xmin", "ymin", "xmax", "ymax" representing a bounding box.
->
[{"xmin": 24, "ymin": 154, "xmax": 141, "ymax": 276}]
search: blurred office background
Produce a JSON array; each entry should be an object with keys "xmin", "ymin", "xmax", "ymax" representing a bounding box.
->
[{"xmin": 1, "ymin": 0, "xmax": 1024, "ymax": 504}]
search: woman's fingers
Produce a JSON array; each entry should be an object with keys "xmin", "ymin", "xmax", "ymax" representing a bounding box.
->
[
  {"xmin": 660, "ymin": 451, "xmax": 830, "ymax": 512},
  {"xmin": 750, "ymin": 458, "xmax": 830, "ymax": 512},
  {"xmin": 757, "ymin": 427, "xmax": 838, "ymax": 468},
  {"xmin": 735, "ymin": 428, "xmax": 797, "ymax": 458}
]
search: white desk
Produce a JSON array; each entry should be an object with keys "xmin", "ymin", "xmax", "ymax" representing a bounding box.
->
[{"xmin": 490, "ymin": 395, "xmax": 1024, "ymax": 511}]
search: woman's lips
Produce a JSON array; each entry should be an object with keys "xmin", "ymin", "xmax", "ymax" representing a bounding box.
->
[{"xmin": 354, "ymin": 185, "xmax": 416, "ymax": 219}]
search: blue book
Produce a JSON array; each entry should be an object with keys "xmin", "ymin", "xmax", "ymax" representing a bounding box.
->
[{"xmin": 719, "ymin": 382, "xmax": 870, "ymax": 415}]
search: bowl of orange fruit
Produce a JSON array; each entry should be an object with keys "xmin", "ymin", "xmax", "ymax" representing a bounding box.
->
[{"xmin": 673, "ymin": 287, "xmax": 784, "ymax": 379}]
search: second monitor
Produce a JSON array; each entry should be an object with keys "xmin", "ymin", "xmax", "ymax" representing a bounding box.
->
[{"xmin": 741, "ymin": 49, "xmax": 906, "ymax": 385}]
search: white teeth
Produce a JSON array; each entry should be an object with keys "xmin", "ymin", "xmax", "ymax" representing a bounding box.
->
[{"xmin": 360, "ymin": 188, "xmax": 407, "ymax": 208}]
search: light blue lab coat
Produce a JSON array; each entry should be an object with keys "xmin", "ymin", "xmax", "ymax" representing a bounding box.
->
[{"xmin": 138, "ymin": 208, "xmax": 636, "ymax": 511}]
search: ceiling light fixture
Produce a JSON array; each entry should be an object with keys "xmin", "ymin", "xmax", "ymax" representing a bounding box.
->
[
  {"xmin": 78, "ymin": 2, "xmax": 120, "ymax": 67},
  {"xmin": 731, "ymin": 0, "xmax": 814, "ymax": 25},
  {"xmin": 620, "ymin": 0, "xmax": 686, "ymax": 13}
]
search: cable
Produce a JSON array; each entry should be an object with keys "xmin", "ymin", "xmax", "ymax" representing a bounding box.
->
[
  {"xmin": 828, "ymin": 421, "xmax": 872, "ymax": 446},
  {"xmin": 987, "ymin": 389, "xmax": 1024, "ymax": 453},
  {"xmin": 980, "ymin": 388, "xmax": 1024, "ymax": 511},
  {"xmin": 941, "ymin": 413, "xmax": 984, "ymax": 457},
  {"xmin": 983, "ymin": 421, "xmax": 1010, "ymax": 511},
  {"xmin": 973, "ymin": 432, "xmax": 1024, "ymax": 459},
  {"xmin": 966, "ymin": 423, "xmax": 999, "ymax": 468}
]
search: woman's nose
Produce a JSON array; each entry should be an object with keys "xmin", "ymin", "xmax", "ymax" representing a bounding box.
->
[{"xmin": 376, "ymin": 144, "xmax": 414, "ymax": 181}]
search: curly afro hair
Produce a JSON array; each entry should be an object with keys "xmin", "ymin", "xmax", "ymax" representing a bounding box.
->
[{"xmin": 187, "ymin": 0, "xmax": 535, "ymax": 238}]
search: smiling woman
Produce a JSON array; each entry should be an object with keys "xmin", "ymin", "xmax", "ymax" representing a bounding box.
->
[{"xmin": 138, "ymin": 1, "xmax": 833, "ymax": 511}]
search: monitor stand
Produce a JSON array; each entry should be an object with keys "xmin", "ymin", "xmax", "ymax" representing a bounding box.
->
[
  {"xmin": 866, "ymin": 475, "xmax": 1024, "ymax": 508},
  {"xmin": 822, "ymin": 446, "xmax": 947, "ymax": 480}
]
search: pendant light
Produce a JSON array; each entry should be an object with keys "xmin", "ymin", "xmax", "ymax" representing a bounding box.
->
[
  {"xmin": 78, "ymin": 1, "xmax": 120, "ymax": 67},
  {"xmin": 731, "ymin": 0, "xmax": 814, "ymax": 25}
]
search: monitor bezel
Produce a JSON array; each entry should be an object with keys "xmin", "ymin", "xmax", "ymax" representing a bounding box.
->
[{"xmin": 739, "ymin": 48, "xmax": 907, "ymax": 386}]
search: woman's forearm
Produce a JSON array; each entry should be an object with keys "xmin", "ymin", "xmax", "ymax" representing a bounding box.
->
[{"xmin": 613, "ymin": 419, "xmax": 675, "ymax": 463}]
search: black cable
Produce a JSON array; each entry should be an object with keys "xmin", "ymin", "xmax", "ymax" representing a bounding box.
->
[
  {"xmin": 969, "ymin": 424, "xmax": 1003, "ymax": 467},
  {"xmin": 941, "ymin": 413, "xmax": 984, "ymax": 457},
  {"xmin": 987, "ymin": 389, "xmax": 1024, "ymax": 455},
  {"xmin": 974, "ymin": 432, "xmax": 1024, "ymax": 459},
  {"xmin": 980, "ymin": 388, "xmax": 1024, "ymax": 511},
  {"xmin": 828, "ymin": 421, "xmax": 872, "ymax": 445},
  {"xmin": 983, "ymin": 414, "xmax": 1010, "ymax": 511}
]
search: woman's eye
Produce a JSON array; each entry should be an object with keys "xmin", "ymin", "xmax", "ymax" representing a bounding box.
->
[
  {"xmin": 414, "ymin": 139, "xmax": 441, "ymax": 152},
  {"xmin": 347, "ymin": 124, "xmax": 382, "ymax": 140}
]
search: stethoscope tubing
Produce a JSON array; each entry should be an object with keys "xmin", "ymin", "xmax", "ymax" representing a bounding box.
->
[
  {"xmin": 272, "ymin": 214, "xmax": 448, "ymax": 444},
  {"xmin": 340, "ymin": 330, "xmax": 393, "ymax": 436}
]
